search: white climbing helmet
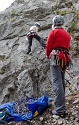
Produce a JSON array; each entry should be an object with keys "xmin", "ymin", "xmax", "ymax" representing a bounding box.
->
[
  {"xmin": 52, "ymin": 15, "xmax": 64, "ymax": 26},
  {"xmin": 34, "ymin": 22, "xmax": 40, "ymax": 27}
]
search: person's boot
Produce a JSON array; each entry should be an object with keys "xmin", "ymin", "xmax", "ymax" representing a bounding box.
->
[
  {"xmin": 52, "ymin": 110, "xmax": 68, "ymax": 118},
  {"xmin": 27, "ymin": 49, "xmax": 31, "ymax": 54}
]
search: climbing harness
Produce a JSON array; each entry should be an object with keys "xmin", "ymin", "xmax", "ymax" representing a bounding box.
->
[
  {"xmin": 50, "ymin": 47, "xmax": 71, "ymax": 71},
  {"xmin": 27, "ymin": 31, "xmax": 36, "ymax": 38}
]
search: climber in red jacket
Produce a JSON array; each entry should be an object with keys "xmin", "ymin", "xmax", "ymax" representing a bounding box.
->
[
  {"xmin": 46, "ymin": 15, "xmax": 71, "ymax": 118},
  {"xmin": 46, "ymin": 20, "xmax": 70, "ymax": 57}
]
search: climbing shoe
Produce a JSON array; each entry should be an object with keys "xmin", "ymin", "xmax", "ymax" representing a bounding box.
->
[
  {"xmin": 27, "ymin": 50, "xmax": 31, "ymax": 54},
  {"xmin": 52, "ymin": 110, "xmax": 68, "ymax": 118}
]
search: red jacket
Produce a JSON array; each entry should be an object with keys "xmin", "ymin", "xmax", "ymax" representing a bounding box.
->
[{"xmin": 46, "ymin": 28, "xmax": 71, "ymax": 57}]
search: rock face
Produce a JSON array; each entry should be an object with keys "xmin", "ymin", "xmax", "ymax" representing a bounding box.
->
[{"xmin": 0, "ymin": 0, "xmax": 79, "ymax": 104}]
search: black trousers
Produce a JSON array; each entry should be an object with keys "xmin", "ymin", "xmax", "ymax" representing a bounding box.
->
[{"xmin": 27, "ymin": 34, "xmax": 45, "ymax": 53}]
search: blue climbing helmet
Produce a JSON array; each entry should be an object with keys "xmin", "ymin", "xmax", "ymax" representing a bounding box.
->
[
  {"xmin": 34, "ymin": 22, "xmax": 40, "ymax": 27},
  {"xmin": 52, "ymin": 15, "xmax": 64, "ymax": 26}
]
